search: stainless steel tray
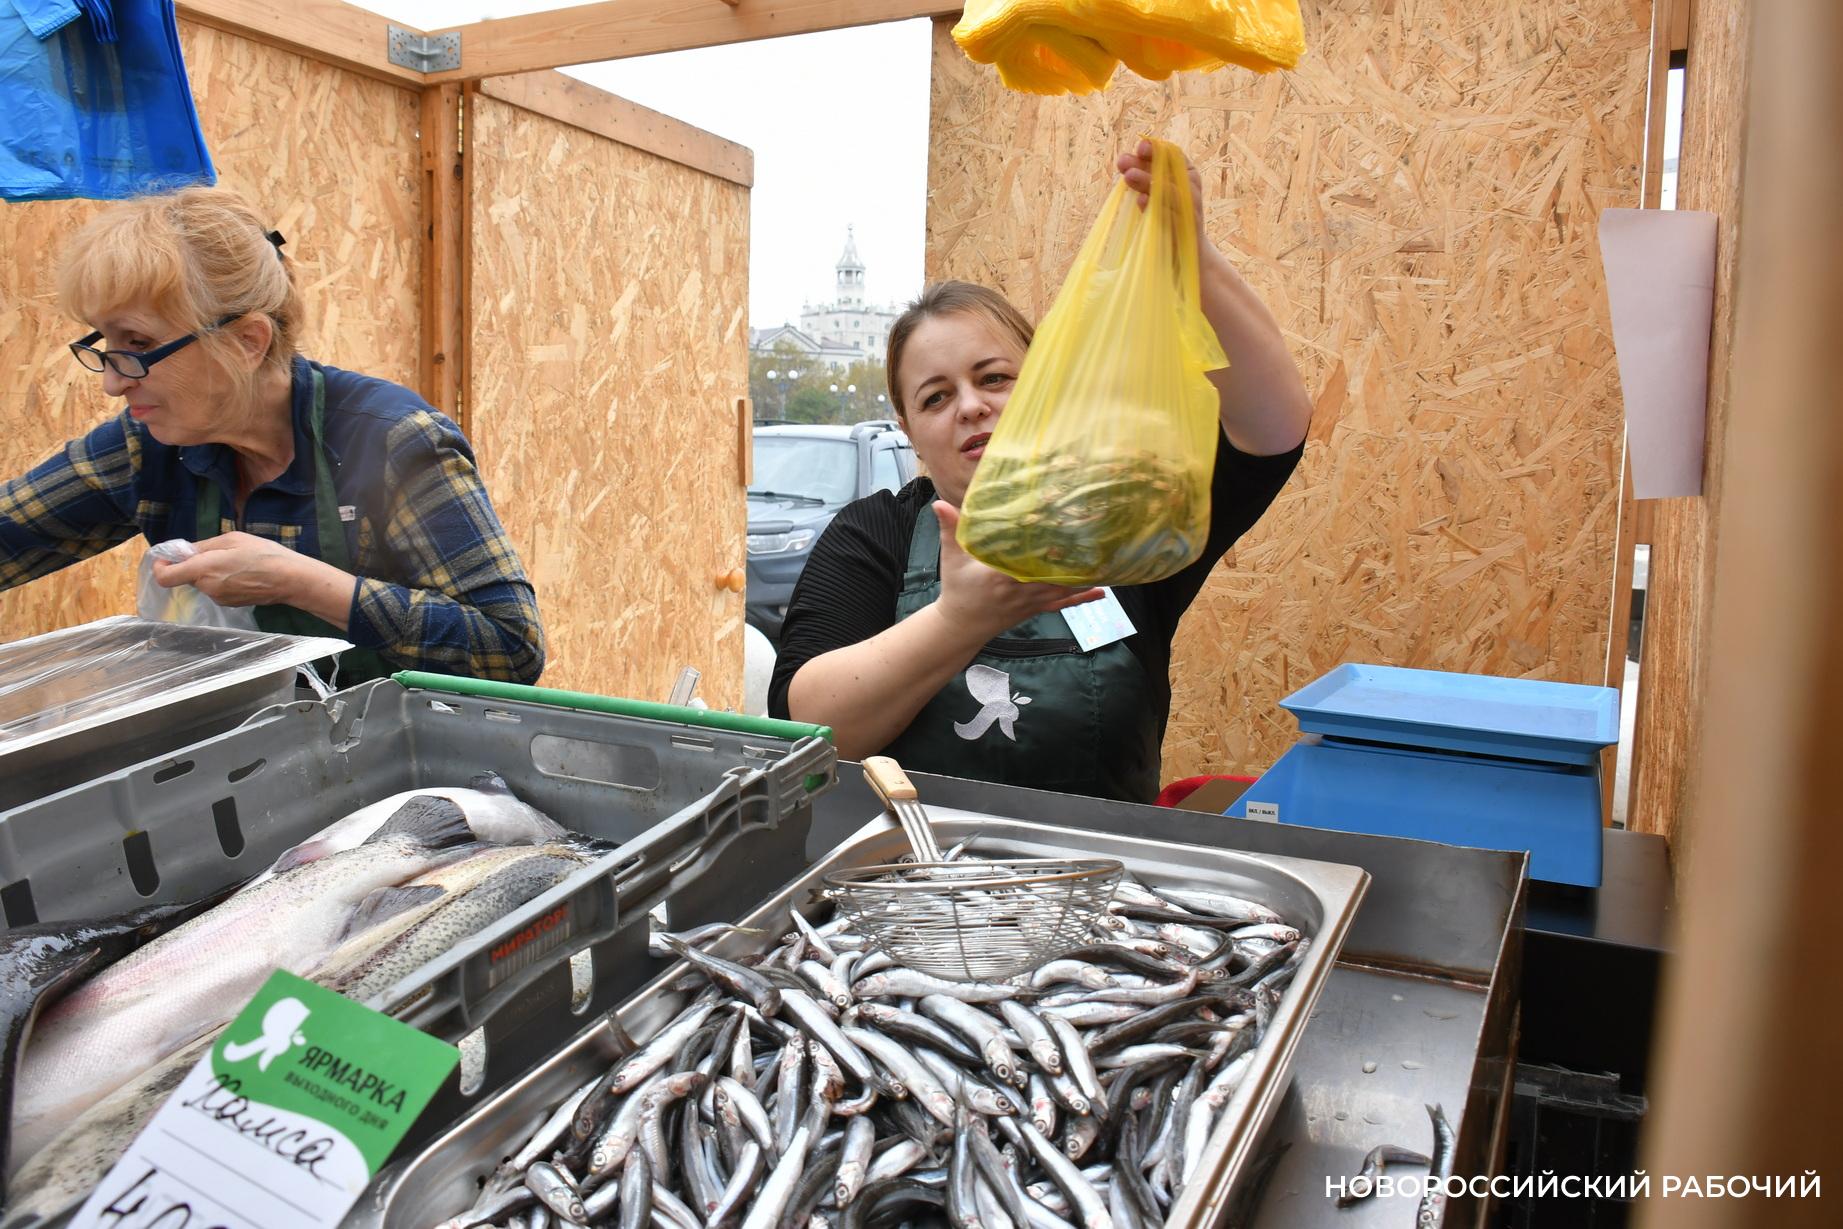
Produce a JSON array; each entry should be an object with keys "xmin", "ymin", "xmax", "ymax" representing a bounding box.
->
[
  {"xmin": 351, "ymin": 810, "xmax": 1370, "ymax": 1228},
  {"xmin": 0, "ymin": 616, "xmax": 348, "ymax": 810}
]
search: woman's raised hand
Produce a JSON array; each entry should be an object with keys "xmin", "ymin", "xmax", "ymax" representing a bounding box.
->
[{"xmin": 1116, "ymin": 139, "xmax": 1214, "ymax": 266}]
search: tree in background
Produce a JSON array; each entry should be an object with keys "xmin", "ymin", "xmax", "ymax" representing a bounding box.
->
[{"xmin": 749, "ymin": 342, "xmax": 891, "ymax": 425}]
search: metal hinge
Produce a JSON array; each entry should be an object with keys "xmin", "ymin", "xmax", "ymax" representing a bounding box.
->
[{"xmin": 388, "ymin": 25, "xmax": 461, "ymax": 74}]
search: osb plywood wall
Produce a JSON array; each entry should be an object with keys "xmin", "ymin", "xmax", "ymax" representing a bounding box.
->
[
  {"xmin": 927, "ymin": 1, "xmax": 1649, "ymax": 780},
  {"xmin": 1628, "ymin": 0, "xmax": 1750, "ymax": 854},
  {"xmin": 467, "ymin": 94, "xmax": 750, "ymax": 709},
  {"xmin": 0, "ymin": 20, "xmax": 421, "ymax": 639}
]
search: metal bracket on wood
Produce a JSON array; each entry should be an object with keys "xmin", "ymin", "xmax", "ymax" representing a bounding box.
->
[{"xmin": 388, "ymin": 25, "xmax": 461, "ymax": 74}]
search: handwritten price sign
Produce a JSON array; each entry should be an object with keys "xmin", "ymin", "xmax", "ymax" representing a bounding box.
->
[{"xmin": 72, "ymin": 971, "xmax": 458, "ymax": 1229}]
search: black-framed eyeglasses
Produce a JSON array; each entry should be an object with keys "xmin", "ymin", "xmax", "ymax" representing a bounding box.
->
[{"xmin": 69, "ymin": 313, "xmax": 240, "ymax": 379}]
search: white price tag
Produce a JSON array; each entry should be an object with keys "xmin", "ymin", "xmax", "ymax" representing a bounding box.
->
[
  {"xmin": 1246, "ymin": 801, "xmax": 1280, "ymax": 823},
  {"xmin": 1060, "ymin": 588, "xmax": 1137, "ymax": 653}
]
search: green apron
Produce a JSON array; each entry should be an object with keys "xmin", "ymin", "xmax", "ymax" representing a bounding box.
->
[
  {"xmin": 196, "ymin": 368, "xmax": 394, "ymax": 684},
  {"xmin": 880, "ymin": 503, "xmax": 1163, "ymax": 802}
]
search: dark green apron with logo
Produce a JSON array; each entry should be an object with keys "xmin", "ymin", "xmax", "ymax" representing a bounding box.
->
[
  {"xmin": 195, "ymin": 368, "xmax": 394, "ymax": 684},
  {"xmin": 880, "ymin": 504, "xmax": 1162, "ymax": 802}
]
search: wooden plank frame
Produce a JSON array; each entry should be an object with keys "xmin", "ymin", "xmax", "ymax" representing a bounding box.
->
[
  {"xmin": 1603, "ymin": 0, "xmax": 1683, "ymax": 824},
  {"xmin": 183, "ymin": 0, "xmax": 960, "ymax": 86},
  {"xmin": 424, "ymin": 0, "xmax": 962, "ymax": 83},
  {"xmin": 420, "ymin": 82, "xmax": 468, "ymax": 427},
  {"xmin": 176, "ymin": 0, "xmax": 422, "ymax": 85},
  {"xmin": 476, "ymin": 73, "xmax": 754, "ymax": 187}
]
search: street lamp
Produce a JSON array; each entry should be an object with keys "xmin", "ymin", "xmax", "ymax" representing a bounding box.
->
[
  {"xmin": 764, "ymin": 367, "xmax": 801, "ymax": 416},
  {"xmin": 830, "ymin": 382, "xmax": 858, "ymax": 419}
]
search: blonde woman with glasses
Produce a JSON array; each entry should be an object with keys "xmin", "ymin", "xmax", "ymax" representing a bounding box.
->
[{"xmin": 0, "ymin": 186, "xmax": 544, "ymax": 683}]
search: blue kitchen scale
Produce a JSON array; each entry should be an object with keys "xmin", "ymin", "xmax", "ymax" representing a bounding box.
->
[{"xmin": 1225, "ymin": 664, "xmax": 1620, "ymax": 887}]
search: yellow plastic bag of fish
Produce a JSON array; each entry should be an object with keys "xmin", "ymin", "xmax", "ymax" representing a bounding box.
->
[
  {"xmin": 956, "ymin": 139, "xmax": 1226, "ymax": 587},
  {"xmin": 953, "ymin": 0, "xmax": 1305, "ymax": 96}
]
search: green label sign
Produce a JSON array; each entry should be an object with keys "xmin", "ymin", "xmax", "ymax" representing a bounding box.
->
[
  {"xmin": 72, "ymin": 970, "xmax": 459, "ymax": 1228},
  {"xmin": 208, "ymin": 970, "xmax": 458, "ymax": 1173}
]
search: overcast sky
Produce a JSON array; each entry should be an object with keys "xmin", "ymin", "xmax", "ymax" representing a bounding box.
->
[{"xmin": 353, "ymin": 2, "xmax": 932, "ymax": 330}]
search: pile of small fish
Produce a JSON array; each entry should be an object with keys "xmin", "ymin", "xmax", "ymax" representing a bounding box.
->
[
  {"xmin": 2, "ymin": 773, "xmax": 601, "ymax": 1224},
  {"xmin": 441, "ymin": 871, "xmax": 1308, "ymax": 1228}
]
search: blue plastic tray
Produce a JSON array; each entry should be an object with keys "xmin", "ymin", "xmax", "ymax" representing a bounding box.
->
[{"xmin": 1280, "ymin": 664, "xmax": 1619, "ymax": 766}]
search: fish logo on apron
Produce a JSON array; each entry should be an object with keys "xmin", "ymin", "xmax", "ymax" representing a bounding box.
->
[{"xmin": 952, "ymin": 664, "xmax": 1032, "ymax": 742}]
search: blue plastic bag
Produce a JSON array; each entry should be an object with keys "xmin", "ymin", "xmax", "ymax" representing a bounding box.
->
[{"xmin": 1, "ymin": 0, "xmax": 215, "ymax": 202}]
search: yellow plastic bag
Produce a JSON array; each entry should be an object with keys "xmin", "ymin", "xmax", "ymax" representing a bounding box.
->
[
  {"xmin": 954, "ymin": 0, "xmax": 1305, "ymax": 96},
  {"xmin": 956, "ymin": 139, "xmax": 1227, "ymax": 587}
]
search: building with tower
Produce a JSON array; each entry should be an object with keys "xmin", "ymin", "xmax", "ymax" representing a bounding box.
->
[{"xmin": 750, "ymin": 227, "xmax": 904, "ymax": 371}]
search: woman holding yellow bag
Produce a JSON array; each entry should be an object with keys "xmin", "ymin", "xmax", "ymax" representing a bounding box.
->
[{"xmin": 769, "ymin": 141, "xmax": 1309, "ymax": 802}]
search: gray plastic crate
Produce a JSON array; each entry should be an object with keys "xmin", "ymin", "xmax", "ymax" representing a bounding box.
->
[{"xmin": 0, "ymin": 674, "xmax": 834, "ymax": 1131}]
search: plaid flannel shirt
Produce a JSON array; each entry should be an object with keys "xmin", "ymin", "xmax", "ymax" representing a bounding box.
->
[{"xmin": 0, "ymin": 357, "xmax": 545, "ymax": 683}]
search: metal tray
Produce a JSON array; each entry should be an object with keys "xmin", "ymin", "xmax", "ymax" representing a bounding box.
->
[
  {"xmin": 351, "ymin": 810, "xmax": 1369, "ymax": 1228},
  {"xmin": 1281, "ymin": 663, "xmax": 1619, "ymax": 765},
  {"xmin": 0, "ymin": 616, "xmax": 349, "ymax": 810}
]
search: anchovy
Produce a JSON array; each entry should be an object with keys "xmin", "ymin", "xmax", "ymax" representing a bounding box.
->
[
  {"xmin": 1093, "ymin": 1043, "xmax": 1203, "ymax": 1069},
  {"xmin": 656, "ymin": 934, "xmax": 783, "ymax": 1016},
  {"xmin": 773, "ymin": 1037, "xmax": 807, "ymax": 1154},
  {"xmin": 585, "ymin": 1074, "xmax": 658, "ymax": 1181},
  {"xmin": 914, "ymin": 1046, "xmax": 1018, "ymax": 1117},
  {"xmin": 866, "ymin": 1137, "xmax": 931, "ymax": 1185},
  {"xmin": 525, "ymin": 1161, "xmax": 586, "ymax": 1224},
  {"xmin": 739, "ymin": 1122, "xmax": 813, "ymax": 1229},
  {"xmin": 648, "ymin": 922, "xmax": 764, "ymax": 957},
  {"xmin": 638, "ymin": 1071, "xmax": 706, "ymax": 1179},
  {"xmin": 790, "ymin": 911, "xmax": 839, "ymax": 962},
  {"xmin": 845, "ymin": 1026, "xmax": 957, "ymax": 1126},
  {"xmin": 996, "ymin": 1117, "xmax": 1114, "ymax": 1229},
  {"xmin": 833, "ymin": 1114, "xmax": 877, "ymax": 1205},
  {"xmin": 1027, "ymin": 1072, "xmax": 1060, "ymax": 1136},
  {"xmin": 797, "ymin": 958, "xmax": 854, "ymax": 1009},
  {"xmin": 606, "ymin": 1000, "xmax": 718, "ymax": 1095},
  {"xmin": 1057, "ymin": 943, "xmax": 1190, "ymax": 980},
  {"xmin": 1043, "ymin": 1013, "xmax": 1107, "ymax": 1117},
  {"xmin": 999, "ymin": 1000, "xmax": 1064, "ymax": 1074},
  {"xmin": 1038, "ymin": 1001, "xmax": 1142, "ymax": 1027},
  {"xmin": 809, "ymin": 1035, "xmax": 847, "ymax": 1095},
  {"xmin": 921, "ymin": 994, "xmax": 1025, "ymax": 1087},
  {"xmin": 706, "ymin": 1140, "xmax": 763, "ymax": 1228},
  {"xmin": 1062, "ymin": 1114, "xmax": 1102, "ymax": 1162},
  {"xmin": 781, "ymin": 988, "xmax": 890, "ymax": 1093},
  {"xmin": 853, "ymin": 968, "xmax": 1023, "ymax": 1002},
  {"xmin": 430, "ymin": 867, "xmax": 1308, "ymax": 1228},
  {"xmin": 1149, "ymin": 886, "xmax": 1285, "ymax": 925},
  {"xmin": 1045, "ymin": 1065, "xmax": 1092, "ymax": 1116},
  {"xmin": 496, "ymin": 1077, "xmax": 588, "ymax": 1173},
  {"xmin": 947, "ymin": 1113, "xmax": 980, "ymax": 1228},
  {"xmin": 1079, "ymin": 969, "xmax": 1202, "ymax": 1006},
  {"xmin": 611, "ymin": 1146, "xmax": 650, "ymax": 1229},
  {"xmin": 1028, "ymin": 959, "xmax": 1117, "ymax": 990},
  {"xmin": 854, "ymin": 1001, "xmax": 983, "ymax": 1066},
  {"xmin": 1335, "ymin": 1143, "xmax": 1432, "ymax": 1208},
  {"xmin": 713, "ymin": 1073, "xmax": 774, "ymax": 1151},
  {"xmin": 1418, "ymin": 1103, "xmax": 1456, "ymax": 1228}
]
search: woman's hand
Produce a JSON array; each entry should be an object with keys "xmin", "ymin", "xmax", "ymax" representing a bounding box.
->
[
  {"xmin": 153, "ymin": 531, "xmax": 356, "ymax": 629},
  {"xmin": 932, "ymin": 501, "xmax": 1101, "ymax": 638},
  {"xmin": 153, "ymin": 532, "xmax": 305, "ymax": 607},
  {"xmin": 1116, "ymin": 138, "xmax": 1213, "ymax": 267},
  {"xmin": 1115, "ymin": 140, "xmax": 1312, "ymax": 456}
]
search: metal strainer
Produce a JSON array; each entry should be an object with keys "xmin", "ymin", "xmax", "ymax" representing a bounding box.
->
[{"xmin": 823, "ymin": 756, "xmax": 1123, "ymax": 982}]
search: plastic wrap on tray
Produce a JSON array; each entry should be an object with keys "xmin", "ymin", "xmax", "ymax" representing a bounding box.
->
[{"xmin": 0, "ymin": 616, "xmax": 350, "ymax": 752}]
